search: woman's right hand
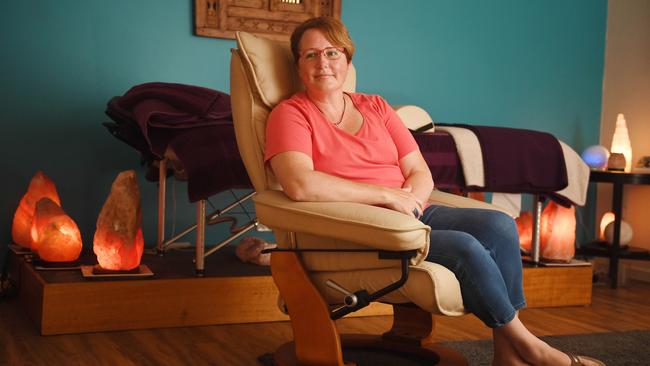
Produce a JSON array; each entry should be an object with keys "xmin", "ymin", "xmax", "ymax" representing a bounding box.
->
[{"xmin": 382, "ymin": 186, "xmax": 424, "ymax": 218}]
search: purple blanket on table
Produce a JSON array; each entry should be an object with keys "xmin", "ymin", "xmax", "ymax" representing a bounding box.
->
[
  {"xmin": 413, "ymin": 132, "xmax": 464, "ymax": 190},
  {"xmin": 436, "ymin": 123, "xmax": 569, "ymax": 200},
  {"xmin": 104, "ymin": 82, "xmax": 251, "ymax": 202},
  {"xmin": 104, "ymin": 84, "xmax": 568, "ymax": 206}
]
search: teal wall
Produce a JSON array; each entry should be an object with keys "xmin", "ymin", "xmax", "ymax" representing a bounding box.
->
[{"xmin": 0, "ymin": 1, "xmax": 607, "ymax": 250}]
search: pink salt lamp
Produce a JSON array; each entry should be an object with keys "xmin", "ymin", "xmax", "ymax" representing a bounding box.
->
[
  {"xmin": 30, "ymin": 198, "xmax": 82, "ymax": 262},
  {"xmin": 12, "ymin": 171, "xmax": 61, "ymax": 248},
  {"xmin": 93, "ymin": 170, "xmax": 144, "ymax": 270},
  {"xmin": 516, "ymin": 201, "xmax": 576, "ymax": 262},
  {"xmin": 539, "ymin": 201, "xmax": 576, "ymax": 262}
]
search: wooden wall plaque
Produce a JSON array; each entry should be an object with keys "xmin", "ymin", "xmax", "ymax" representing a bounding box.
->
[{"xmin": 194, "ymin": 0, "xmax": 342, "ymax": 41}]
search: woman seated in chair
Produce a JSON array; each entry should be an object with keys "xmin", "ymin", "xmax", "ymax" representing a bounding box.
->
[{"xmin": 265, "ymin": 16, "xmax": 603, "ymax": 366}]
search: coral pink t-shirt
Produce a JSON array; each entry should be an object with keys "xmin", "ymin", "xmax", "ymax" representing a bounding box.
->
[{"xmin": 264, "ymin": 92, "xmax": 418, "ymax": 188}]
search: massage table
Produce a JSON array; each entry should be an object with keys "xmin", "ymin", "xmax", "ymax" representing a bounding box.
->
[{"xmin": 104, "ymin": 84, "xmax": 588, "ymax": 274}]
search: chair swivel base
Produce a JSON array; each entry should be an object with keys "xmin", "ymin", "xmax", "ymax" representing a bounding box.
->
[{"xmin": 273, "ymin": 334, "xmax": 467, "ymax": 366}]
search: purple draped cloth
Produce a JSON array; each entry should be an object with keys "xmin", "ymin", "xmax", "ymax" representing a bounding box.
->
[
  {"xmin": 435, "ymin": 124, "xmax": 569, "ymax": 203},
  {"xmin": 413, "ymin": 132, "xmax": 465, "ymax": 190},
  {"xmin": 104, "ymin": 82, "xmax": 251, "ymax": 202}
]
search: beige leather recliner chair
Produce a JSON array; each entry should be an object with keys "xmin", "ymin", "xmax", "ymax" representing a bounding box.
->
[{"xmin": 230, "ymin": 31, "xmax": 506, "ymax": 366}]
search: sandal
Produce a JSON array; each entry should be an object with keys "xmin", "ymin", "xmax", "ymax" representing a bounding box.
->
[{"xmin": 567, "ymin": 353, "xmax": 606, "ymax": 366}]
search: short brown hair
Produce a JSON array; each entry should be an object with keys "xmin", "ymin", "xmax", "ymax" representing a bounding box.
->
[{"xmin": 290, "ymin": 17, "xmax": 355, "ymax": 64}]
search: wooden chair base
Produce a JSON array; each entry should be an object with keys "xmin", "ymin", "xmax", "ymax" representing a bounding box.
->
[
  {"xmin": 273, "ymin": 334, "xmax": 467, "ymax": 366},
  {"xmin": 270, "ymin": 251, "xmax": 468, "ymax": 366}
]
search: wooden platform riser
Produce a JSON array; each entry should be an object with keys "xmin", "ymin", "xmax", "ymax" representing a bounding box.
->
[
  {"xmin": 522, "ymin": 266, "xmax": 593, "ymax": 308},
  {"xmin": 8, "ymin": 253, "xmax": 592, "ymax": 335}
]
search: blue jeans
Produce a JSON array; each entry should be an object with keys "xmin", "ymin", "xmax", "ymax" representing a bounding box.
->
[{"xmin": 420, "ymin": 205, "xmax": 526, "ymax": 328}]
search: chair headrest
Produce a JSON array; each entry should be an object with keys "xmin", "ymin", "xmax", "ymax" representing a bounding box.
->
[{"xmin": 235, "ymin": 31, "xmax": 356, "ymax": 109}]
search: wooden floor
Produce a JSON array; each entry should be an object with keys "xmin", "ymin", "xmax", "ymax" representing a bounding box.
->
[{"xmin": 2, "ymin": 280, "xmax": 650, "ymax": 366}]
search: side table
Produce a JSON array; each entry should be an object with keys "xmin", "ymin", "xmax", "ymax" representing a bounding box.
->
[{"xmin": 577, "ymin": 170, "xmax": 650, "ymax": 288}]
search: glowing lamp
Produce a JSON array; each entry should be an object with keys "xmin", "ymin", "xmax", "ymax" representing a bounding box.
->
[
  {"xmin": 30, "ymin": 198, "xmax": 82, "ymax": 262},
  {"xmin": 516, "ymin": 201, "xmax": 576, "ymax": 262},
  {"xmin": 599, "ymin": 212, "xmax": 615, "ymax": 240},
  {"xmin": 11, "ymin": 171, "xmax": 61, "ymax": 248},
  {"xmin": 581, "ymin": 145, "xmax": 609, "ymax": 170},
  {"xmin": 610, "ymin": 113, "xmax": 632, "ymax": 172},
  {"xmin": 93, "ymin": 170, "xmax": 144, "ymax": 271},
  {"xmin": 539, "ymin": 201, "xmax": 576, "ymax": 262}
]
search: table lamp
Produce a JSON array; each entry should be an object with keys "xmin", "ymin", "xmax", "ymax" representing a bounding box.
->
[{"xmin": 610, "ymin": 113, "xmax": 632, "ymax": 172}]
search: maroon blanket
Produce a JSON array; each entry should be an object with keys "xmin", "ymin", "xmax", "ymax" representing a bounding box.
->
[
  {"xmin": 105, "ymin": 82, "xmax": 251, "ymax": 202},
  {"xmin": 104, "ymin": 86, "xmax": 569, "ymax": 206},
  {"xmin": 435, "ymin": 123, "xmax": 569, "ymax": 203},
  {"xmin": 413, "ymin": 132, "xmax": 465, "ymax": 190}
]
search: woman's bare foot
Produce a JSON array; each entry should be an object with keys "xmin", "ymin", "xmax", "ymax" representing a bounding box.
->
[
  {"xmin": 493, "ymin": 328, "xmax": 531, "ymax": 365},
  {"xmin": 495, "ymin": 315, "xmax": 603, "ymax": 365},
  {"xmin": 533, "ymin": 341, "xmax": 602, "ymax": 366}
]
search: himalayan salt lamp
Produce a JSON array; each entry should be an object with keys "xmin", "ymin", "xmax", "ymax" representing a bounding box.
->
[
  {"xmin": 516, "ymin": 201, "xmax": 576, "ymax": 262},
  {"xmin": 93, "ymin": 170, "xmax": 144, "ymax": 271},
  {"xmin": 11, "ymin": 171, "xmax": 61, "ymax": 248},
  {"xmin": 539, "ymin": 201, "xmax": 576, "ymax": 262},
  {"xmin": 30, "ymin": 198, "xmax": 82, "ymax": 262}
]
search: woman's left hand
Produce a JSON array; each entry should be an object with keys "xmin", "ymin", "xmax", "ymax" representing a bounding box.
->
[{"xmin": 401, "ymin": 186, "xmax": 424, "ymax": 218}]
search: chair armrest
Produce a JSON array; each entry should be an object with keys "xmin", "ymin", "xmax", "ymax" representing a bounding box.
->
[
  {"xmin": 428, "ymin": 189, "xmax": 515, "ymax": 217},
  {"xmin": 393, "ymin": 105, "xmax": 434, "ymax": 132},
  {"xmin": 253, "ymin": 190, "xmax": 430, "ymax": 252}
]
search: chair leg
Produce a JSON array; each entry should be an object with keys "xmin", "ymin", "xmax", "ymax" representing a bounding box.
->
[
  {"xmin": 271, "ymin": 252, "xmax": 466, "ymax": 365},
  {"xmin": 271, "ymin": 251, "xmax": 347, "ymax": 366}
]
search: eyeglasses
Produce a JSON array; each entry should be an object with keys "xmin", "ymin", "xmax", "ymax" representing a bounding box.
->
[{"xmin": 300, "ymin": 47, "xmax": 345, "ymax": 62}]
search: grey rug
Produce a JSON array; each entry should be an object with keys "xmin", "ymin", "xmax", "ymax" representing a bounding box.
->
[
  {"xmin": 258, "ymin": 330, "xmax": 650, "ymax": 365},
  {"xmin": 444, "ymin": 330, "xmax": 650, "ymax": 365}
]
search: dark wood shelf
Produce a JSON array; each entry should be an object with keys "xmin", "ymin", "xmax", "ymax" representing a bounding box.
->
[
  {"xmin": 590, "ymin": 169, "xmax": 650, "ymax": 185},
  {"xmin": 582, "ymin": 169, "xmax": 650, "ymax": 288},
  {"xmin": 577, "ymin": 241, "xmax": 650, "ymax": 261}
]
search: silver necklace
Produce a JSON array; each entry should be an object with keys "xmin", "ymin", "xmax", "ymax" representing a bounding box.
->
[
  {"xmin": 309, "ymin": 94, "xmax": 347, "ymax": 127},
  {"xmin": 332, "ymin": 95, "xmax": 346, "ymax": 127}
]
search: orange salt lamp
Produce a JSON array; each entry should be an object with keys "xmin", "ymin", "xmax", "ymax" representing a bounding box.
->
[
  {"xmin": 516, "ymin": 201, "xmax": 576, "ymax": 262},
  {"xmin": 539, "ymin": 201, "xmax": 576, "ymax": 262},
  {"xmin": 93, "ymin": 170, "xmax": 144, "ymax": 270},
  {"xmin": 30, "ymin": 198, "xmax": 82, "ymax": 262},
  {"xmin": 12, "ymin": 171, "xmax": 61, "ymax": 248}
]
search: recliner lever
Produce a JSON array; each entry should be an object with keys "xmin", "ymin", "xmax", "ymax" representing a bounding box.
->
[
  {"xmin": 329, "ymin": 250, "xmax": 415, "ymax": 320},
  {"xmin": 325, "ymin": 279, "xmax": 358, "ymax": 307},
  {"xmin": 263, "ymin": 247, "xmax": 418, "ymax": 320}
]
